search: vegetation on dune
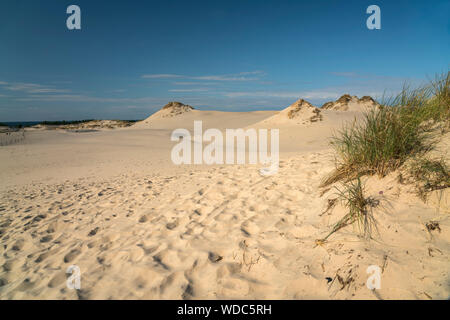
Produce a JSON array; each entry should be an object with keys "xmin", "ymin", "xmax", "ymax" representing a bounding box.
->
[
  {"xmin": 406, "ymin": 158, "xmax": 450, "ymax": 201},
  {"xmin": 317, "ymin": 178, "xmax": 379, "ymax": 243},
  {"xmin": 39, "ymin": 119, "xmax": 140, "ymax": 126},
  {"xmin": 323, "ymin": 71, "xmax": 449, "ymax": 187},
  {"xmin": 319, "ymin": 71, "xmax": 449, "ymax": 241},
  {"xmin": 39, "ymin": 120, "xmax": 96, "ymax": 126},
  {"xmin": 322, "ymin": 106, "xmax": 432, "ymax": 186}
]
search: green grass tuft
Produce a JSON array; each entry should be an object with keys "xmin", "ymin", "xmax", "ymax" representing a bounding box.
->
[
  {"xmin": 322, "ymin": 71, "xmax": 450, "ymax": 187},
  {"xmin": 318, "ymin": 178, "xmax": 379, "ymax": 242}
]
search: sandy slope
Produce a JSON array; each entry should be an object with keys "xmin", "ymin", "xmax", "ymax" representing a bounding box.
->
[
  {"xmin": 135, "ymin": 108, "xmax": 277, "ymax": 130},
  {"xmin": 0, "ymin": 101, "xmax": 448, "ymax": 299}
]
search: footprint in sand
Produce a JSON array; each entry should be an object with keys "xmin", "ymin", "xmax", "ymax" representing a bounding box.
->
[
  {"xmin": 11, "ymin": 239, "xmax": 25, "ymax": 251},
  {"xmin": 240, "ymin": 221, "xmax": 259, "ymax": 237},
  {"xmin": 166, "ymin": 220, "xmax": 179, "ymax": 230},
  {"xmin": 40, "ymin": 235, "xmax": 53, "ymax": 243},
  {"xmin": 33, "ymin": 214, "xmax": 47, "ymax": 222},
  {"xmin": 88, "ymin": 227, "xmax": 99, "ymax": 236},
  {"xmin": 16, "ymin": 278, "xmax": 34, "ymax": 291},
  {"xmin": 208, "ymin": 252, "xmax": 223, "ymax": 263},
  {"xmin": 35, "ymin": 251, "xmax": 52, "ymax": 263},
  {"xmin": 0, "ymin": 220, "xmax": 11, "ymax": 228},
  {"xmin": 47, "ymin": 272, "xmax": 66, "ymax": 288},
  {"xmin": 138, "ymin": 215, "xmax": 148, "ymax": 223},
  {"xmin": 64, "ymin": 248, "xmax": 81, "ymax": 263},
  {"xmin": 2, "ymin": 259, "xmax": 17, "ymax": 272},
  {"xmin": 0, "ymin": 278, "xmax": 7, "ymax": 287}
]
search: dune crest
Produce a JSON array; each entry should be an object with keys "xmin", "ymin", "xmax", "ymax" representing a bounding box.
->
[
  {"xmin": 321, "ymin": 94, "xmax": 379, "ymax": 111},
  {"xmin": 140, "ymin": 101, "xmax": 194, "ymax": 125},
  {"xmin": 160, "ymin": 101, "xmax": 194, "ymax": 116},
  {"xmin": 257, "ymin": 99, "xmax": 323, "ymax": 126}
]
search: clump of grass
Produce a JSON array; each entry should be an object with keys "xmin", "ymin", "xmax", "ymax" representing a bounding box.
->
[
  {"xmin": 322, "ymin": 71, "xmax": 450, "ymax": 187},
  {"xmin": 425, "ymin": 72, "xmax": 450, "ymax": 130},
  {"xmin": 388, "ymin": 72, "xmax": 450, "ymax": 131},
  {"xmin": 408, "ymin": 158, "xmax": 450, "ymax": 200},
  {"xmin": 323, "ymin": 106, "xmax": 432, "ymax": 185},
  {"xmin": 318, "ymin": 178, "xmax": 379, "ymax": 243}
]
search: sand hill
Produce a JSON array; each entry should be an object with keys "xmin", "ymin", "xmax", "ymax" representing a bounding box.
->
[
  {"xmin": 133, "ymin": 102, "xmax": 276, "ymax": 130},
  {"xmin": 321, "ymin": 94, "xmax": 379, "ymax": 111},
  {"xmin": 321, "ymin": 94, "xmax": 379, "ymax": 110},
  {"xmin": 140, "ymin": 102, "xmax": 194, "ymax": 123},
  {"xmin": 256, "ymin": 99, "xmax": 322, "ymax": 126}
]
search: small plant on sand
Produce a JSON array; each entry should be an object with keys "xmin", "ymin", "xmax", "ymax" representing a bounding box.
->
[
  {"xmin": 408, "ymin": 158, "xmax": 450, "ymax": 200},
  {"xmin": 317, "ymin": 177, "xmax": 379, "ymax": 244}
]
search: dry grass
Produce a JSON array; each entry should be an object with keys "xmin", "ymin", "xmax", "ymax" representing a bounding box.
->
[
  {"xmin": 318, "ymin": 178, "xmax": 379, "ymax": 242},
  {"xmin": 408, "ymin": 158, "xmax": 450, "ymax": 200}
]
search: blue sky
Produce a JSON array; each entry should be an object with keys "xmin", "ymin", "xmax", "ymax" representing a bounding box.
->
[{"xmin": 0, "ymin": 0, "xmax": 449, "ymax": 121}]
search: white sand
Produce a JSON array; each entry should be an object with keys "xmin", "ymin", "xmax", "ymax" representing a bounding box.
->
[{"xmin": 0, "ymin": 101, "xmax": 448, "ymax": 299}]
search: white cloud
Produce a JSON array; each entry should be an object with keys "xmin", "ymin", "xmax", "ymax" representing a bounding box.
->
[
  {"xmin": 28, "ymin": 88, "xmax": 69, "ymax": 93},
  {"xmin": 15, "ymin": 94, "xmax": 164, "ymax": 104},
  {"xmin": 141, "ymin": 74, "xmax": 184, "ymax": 79},
  {"xmin": 223, "ymin": 90, "xmax": 341, "ymax": 100},
  {"xmin": 168, "ymin": 88, "xmax": 209, "ymax": 92},
  {"xmin": 142, "ymin": 71, "xmax": 265, "ymax": 82},
  {"xmin": 3, "ymin": 82, "xmax": 69, "ymax": 94},
  {"xmin": 330, "ymin": 72, "xmax": 358, "ymax": 77}
]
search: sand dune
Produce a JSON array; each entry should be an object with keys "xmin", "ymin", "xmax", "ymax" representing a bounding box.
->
[
  {"xmin": 134, "ymin": 102, "xmax": 277, "ymax": 130},
  {"xmin": 0, "ymin": 100, "xmax": 448, "ymax": 300},
  {"xmin": 255, "ymin": 99, "xmax": 322, "ymax": 126},
  {"xmin": 322, "ymin": 94, "xmax": 379, "ymax": 112}
]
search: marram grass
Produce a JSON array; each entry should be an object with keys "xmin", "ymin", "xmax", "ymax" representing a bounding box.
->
[{"xmin": 322, "ymin": 71, "xmax": 450, "ymax": 187}]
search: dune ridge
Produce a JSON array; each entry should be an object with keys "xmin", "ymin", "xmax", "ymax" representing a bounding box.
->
[
  {"xmin": 322, "ymin": 94, "xmax": 379, "ymax": 111},
  {"xmin": 255, "ymin": 99, "xmax": 323, "ymax": 126}
]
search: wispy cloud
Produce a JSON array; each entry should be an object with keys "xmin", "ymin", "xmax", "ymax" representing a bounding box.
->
[
  {"xmin": 172, "ymin": 81, "xmax": 215, "ymax": 86},
  {"xmin": 142, "ymin": 71, "xmax": 265, "ymax": 82},
  {"xmin": 15, "ymin": 94, "xmax": 164, "ymax": 104},
  {"xmin": 141, "ymin": 74, "xmax": 184, "ymax": 79},
  {"xmin": 1, "ymin": 82, "xmax": 69, "ymax": 94},
  {"xmin": 168, "ymin": 88, "xmax": 209, "ymax": 92},
  {"xmin": 223, "ymin": 90, "xmax": 342, "ymax": 100},
  {"xmin": 330, "ymin": 72, "xmax": 358, "ymax": 77},
  {"xmin": 28, "ymin": 88, "xmax": 69, "ymax": 93}
]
